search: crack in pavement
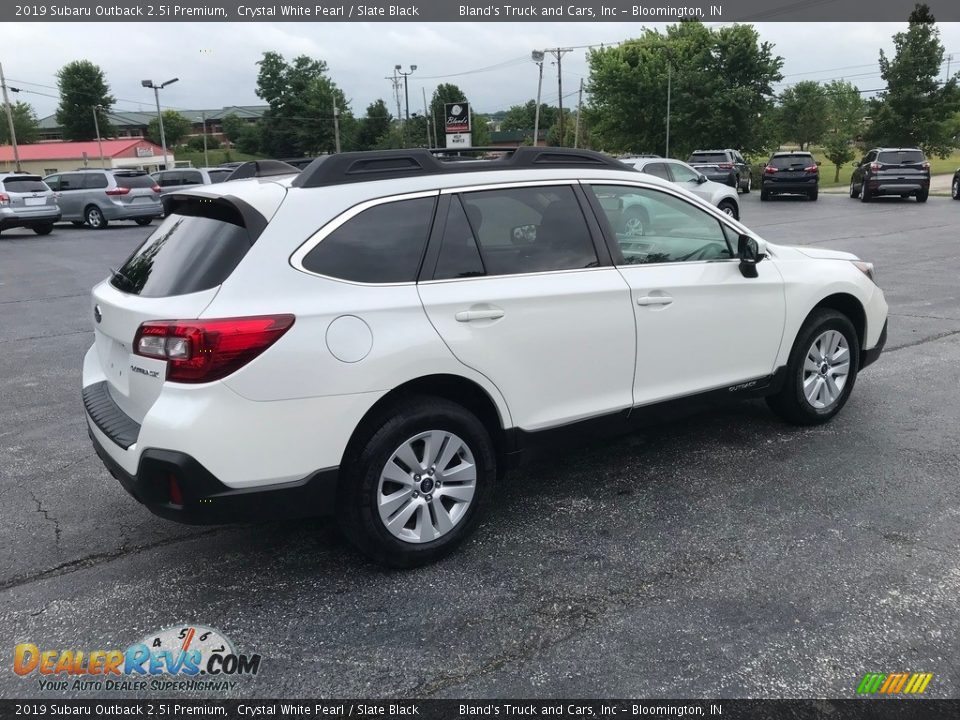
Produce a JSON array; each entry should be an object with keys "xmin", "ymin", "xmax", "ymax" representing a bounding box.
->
[
  {"xmin": 0, "ymin": 527, "xmax": 226, "ymax": 593},
  {"xmin": 886, "ymin": 328, "xmax": 960, "ymax": 353},
  {"xmin": 0, "ymin": 292, "xmax": 88, "ymax": 306},
  {"xmin": 28, "ymin": 492, "xmax": 61, "ymax": 547},
  {"xmin": 0, "ymin": 329, "xmax": 90, "ymax": 345}
]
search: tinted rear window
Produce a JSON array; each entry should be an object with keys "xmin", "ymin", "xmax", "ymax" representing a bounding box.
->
[
  {"xmin": 111, "ymin": 212, "xmax": 252, "ymax": 297},
  {"xmin": 2, "ymin": 177, "xmax": 47, "ymax": 193},
  {"xmin": 207, "ymin": 170, "xmax": 232, "ymax": 184},
  {"xmin": 114, "ymin": 173, "xmax": 155, "ymax": 189},
  {"xmin": 689, "ymin": 153, "xmax": 728, "ymax": 164},
  {"xmin": 769, "ymin": 155, "xmax": 815, "ymax": 169},
  {"xmin": 877, "ymin": 150, "xmax": 925, "ymax": 164}
]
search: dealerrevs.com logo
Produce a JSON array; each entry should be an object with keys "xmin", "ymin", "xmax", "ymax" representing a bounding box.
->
[{"xmin": 14, "ymin": 625, "xmax": 261, "ymax": 692}]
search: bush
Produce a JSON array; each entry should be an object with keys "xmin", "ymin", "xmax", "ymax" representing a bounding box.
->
[{"xmin": 186, "ymin": 135, "xmax": 221, "ymax": 151}]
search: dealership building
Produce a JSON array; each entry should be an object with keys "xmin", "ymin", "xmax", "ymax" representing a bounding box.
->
[{"xmin": 0, "ymin": 139, "xmax": 172, "ymax": 176}]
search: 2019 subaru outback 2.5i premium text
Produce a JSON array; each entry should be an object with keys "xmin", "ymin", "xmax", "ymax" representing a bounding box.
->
[{"xmin": 82, "ymin": 148, "xmax": 889, "ymax": 567}]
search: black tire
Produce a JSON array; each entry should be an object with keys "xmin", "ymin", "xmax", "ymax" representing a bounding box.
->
[
  {"xmin": 916, "ymin": 191, "xmax": 928, "ymax": 203},
  {"xmin": 134, "ymin": 218, "xmax": 153, "ymax": 226},
  {"xmin": 337, "ymin": 395, "xmax": 496, "ymax": 568},
  {"xmin": 717, "ymin": 199, "xmax": 739, "ymax": 220},
  {"xmin": 808, "ymin": 188, "xmax": 819, "ymax": 201},
  {"xmin": 760, "ymin": 189, "xmax": 770, "ymax": 201},
  {"xmin": 84, "ymin": 205, "xmax": 108, "ymax": 229},
  {"xmin": 849, "ymin": 180, "xmax": 858, "ymax": 199},
  {"xmin": 859, "ymin": 184, "xmax": 872, "ymax": 203},
  {"xmin": 71, "ymin": 221, "xmax": 85, "ymax": 227},
  {"xmin": 742, "ymin": 175, "xmax": 752, "ymax": 193},
  {"xmin": 32, "ymin": 224, "xmax": 54, "ymax": 235},
  {"xmin": 952, "ymin": 177, "xmax": 959, "ymax": 200},
  {"xmin": 766, "ymin": 309, "xmax": 860, "ymax": 426},
  {"xmin": 728, "ymin": 173, "xmax": 738, "ymax": 189}
]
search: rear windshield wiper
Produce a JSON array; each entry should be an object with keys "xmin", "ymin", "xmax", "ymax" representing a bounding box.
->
[{"xmin": 108, "ymin": 266, "xmax": 135, "ymax": 289}]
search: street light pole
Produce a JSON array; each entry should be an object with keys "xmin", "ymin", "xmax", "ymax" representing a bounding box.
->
[
  {"xmin": 531, "ymin": 51, "xmax": 545, "ymax": 146},
  {"xmin": 396, "ymin": 64, "xmax": 416, "ymax": 121},
  {"xmin": 141, "ymin": 77, "xmax": 178, "ymax": 170},
  {"xmin": 665, "ymin": 62, "xmax": 672, "ymax": 157},
  {"xmin": 93, "ymin": 105, "xmax": 105, "ymax": 168},
  {"xmin": 197, "ymin": 112, "xmax": 209, "ymax": 167}
]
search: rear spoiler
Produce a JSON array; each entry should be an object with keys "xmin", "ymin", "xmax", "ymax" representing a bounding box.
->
[
  {"xmin": 225, "ymin": 160, "xmax": 301, "ymax": 182},
  {"xmin": 161, "ymin": 193, "xmax": 269, "ymax": 240}
]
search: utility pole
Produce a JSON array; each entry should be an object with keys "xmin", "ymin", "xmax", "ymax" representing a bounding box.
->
[
  {"xmin": 545, "ymin": 48, "xmax": 571, "ymax": 146},
  {"xmin": 531, "ymin": 51, "xmax": 545, "ymax": 147},
  {"xmin": 199, "ymin": 111, "xmax": 209, "ymax": 167},
  {"xmin": 574, "ymin": 78, "xmax": 584, "ymax": 149},
  {"xmin": 421, "ymin": 87, "xmax": 432, "ymax": 147},
  {"xmin": 396, "ymin": 64, "xmax": 417, "ymax": 121},
  {"xmin": 947, "ymin": 54, "xmax": 954, "ymax": 85},
  {"xmin": 0, "ymin": 63, "xmax": 21, "ymax": 172},
  {"xmin": 333, "ymin": 104, "xmax": 341, "ymax": 153},
  {"xmin": 665, "ymin": 62, "xmax": 672, "ymax": 157},
  {"xmin": 142, "ymin": 78, "xmax": 178, "ymax": 170},
  {"xmin": 92, "ymin": 105, "xmax": 105, "ymax": 168}
]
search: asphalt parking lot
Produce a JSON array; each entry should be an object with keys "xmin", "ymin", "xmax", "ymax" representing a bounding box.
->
[{"xmin": 1, "ymin": 192, "xmax": 959, "ymax": 700}]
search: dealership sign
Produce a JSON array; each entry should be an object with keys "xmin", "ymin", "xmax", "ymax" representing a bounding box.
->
[{"xmin": 444, "ymin": 103, "xmax": 470, "ymax": 134}]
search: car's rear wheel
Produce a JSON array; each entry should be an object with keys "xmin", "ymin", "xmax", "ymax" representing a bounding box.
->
[
  {"xmin": 622, "ymin": 206, "xmax": 649, "ymax": 236},
  {"xmin": 742, "ymin": 175, "xmax": 752, "ymax": 193},
  {"xmin": 134, "ymin": 218, "xmax": 153, "ymax": 226},
  {"xmin": 916, "ymin": 191, "xmax": 928, "ymax": 203},
  {"xmin": 952, "ymin": 177, "xmax": 960, "ymax": 200},
  {"xmin": 808, "ymin": 188, "xmax": 819, "ymax": 201},
  {"xmin": 85, "ymin": 205, "xmax": 108, "ymax": 229},
  {"xmin": 717, "ymin": 199, "xmax": 739, "ymax": 219},
  {"xmin": 760, "ymin": 189, "xmax": 770, "ymax": 201},
  {"xmin": 32, "ymin": 224, "xmax": 54, "ymax": 235},
  {"xmin": 766, "ymin": 309, "xmax": 860, "ymax": 426},
  {"xmin": 337, "ymin": 395, "xmax": 495, "ymax": 567},
  {"xmin": 859, "ymin": 183, "xmax": 871, "ymax": 203}
]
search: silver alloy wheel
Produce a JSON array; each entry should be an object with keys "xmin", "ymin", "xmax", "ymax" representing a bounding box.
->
[
  {"xmin": 623, "ymin": 212, "xmax": 645, "ymax": 236},
  {"xmin": 87, "ymin": 207, "xmax": 103, "ymax": 228},
  {"xmin": 747, "ymin": 176, "xmax": 752, "ymax": 192},
  {"xmin": 802, "ymin": 330, "xmax": 850, "ymax": 409},
  {"xmin": 720, "ymin": 202, "xmax": 736, "ymax": 216},
  {"xmin": 377, "ymin": 430, "xmax": 477, "ymax": 544}
]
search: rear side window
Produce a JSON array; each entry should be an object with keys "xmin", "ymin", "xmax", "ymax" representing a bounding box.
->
[
  {"xmin": 115, "ymin": 173, "xmax": 155, "ymax": 189},
  {"xmin": 83, "ymin": 173, "xmax": 108, "ymax": 189},
  {"xmin": 207, "ymin": 170, "xmax": 232, "ymax": 184},
  {"xmin": 877, "ymin": 150, "xmax": 925, "ymax": 164},
  {"xmin": 2, "ymin": 177, "xmax": 47, "ymax": 193},
  {"xmin": 111, "ymin": 209, "xmax": 253, "ymax": 297},
  {"xmin": 769, "ymin": 155, "xmax": 815, "ymax": 169},
  {"xmin": 642, "ymin": 163, "xmax": 671, "ymax": 180},
  {"xmin": 59, "ymin": 173, "xmax": 84, "ymax": 190},
  {"xmin": 301, "ymin": 196, "xmax": 436, "ymax": 283},
  {"xmin": 181, "ymin": 170, "xmax": 203, "ymax": 185}
]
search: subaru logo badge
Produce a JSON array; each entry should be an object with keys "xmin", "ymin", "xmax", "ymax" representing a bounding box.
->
[{"xmin": 94, "ymin": 305, "xmax": 102, "ymax": 324}]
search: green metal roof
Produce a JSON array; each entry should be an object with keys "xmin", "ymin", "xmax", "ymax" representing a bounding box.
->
[{"xmin": 37, "ymin": 105, "xmax": 269, "ymax": 131}]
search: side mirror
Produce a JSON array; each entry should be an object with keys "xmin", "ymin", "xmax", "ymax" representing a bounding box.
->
[
  {"xmin": 816, "ymin": 161, "xmax": 822, "ymax": 167},
  {"xmin": 737, "ymin": 234, "xmax": 764, "ymax": 278},
  {"xmin": 512, "ymin": 224, "xmax": 537, "ymax": 244},
  {"xmin": 697, "ymin": 173, "xmax": 708, "ymax": 184}
]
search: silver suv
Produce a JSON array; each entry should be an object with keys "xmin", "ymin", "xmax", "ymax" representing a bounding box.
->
[
  {"xmin": 0, "ymin": 173, "xmax": 60, "ymax": 236},
  {"xmin": 151, "ymin": 167, "xmax": 234, "ymax": 191},
  {"xmin": 42, "ymin": 169, "xmax": 163, "ymax": 229}
]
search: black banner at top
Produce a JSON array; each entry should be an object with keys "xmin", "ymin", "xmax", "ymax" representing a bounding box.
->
[{"xmin": 5, "ymin": 0, "xmax": 960, "ymax": 22}]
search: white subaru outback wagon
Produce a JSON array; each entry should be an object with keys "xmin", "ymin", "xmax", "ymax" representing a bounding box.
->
[{"xmin": 83, "ymin": 148, "xmax": 888, "ymax": 566}]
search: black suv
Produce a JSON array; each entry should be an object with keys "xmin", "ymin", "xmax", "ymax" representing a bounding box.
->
[
  {"xmin": 687, "ymin": 149, "xmax": 751, "ymax": 192},
  {"xmin": 850, "ymin": 148, "xmax": 930, "ymax": 203},
  {"xmin": 761, "ymin": 152, "xmax": 820, "ymax": 201}
]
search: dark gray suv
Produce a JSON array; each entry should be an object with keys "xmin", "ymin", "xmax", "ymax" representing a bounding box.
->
[
  {"xmin": 42, "ymin": 169, "xmax": 163, "ymax": 229},
  {"xmin": 0, "ymin": 173, "xmax": 60, "ymax": 236}
]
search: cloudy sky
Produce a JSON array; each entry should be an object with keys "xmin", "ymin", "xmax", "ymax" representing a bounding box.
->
[{"xmin": 6, "ymin": 21, "xmax": 960, "ymax": 120}]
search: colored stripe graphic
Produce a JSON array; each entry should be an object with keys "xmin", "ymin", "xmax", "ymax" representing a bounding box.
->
[{"xmin": 857, "ymin": 672, "xmax": 933, "ymax": 695}]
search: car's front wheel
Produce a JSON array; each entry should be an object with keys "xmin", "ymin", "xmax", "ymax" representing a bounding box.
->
[
  {"xmin": 767, "ymin": 309, "xmax": 860, "ymax": 425},
  {"xmin": 337, "ymin": 396, "xmax": 495, "ymax": 567},
  {"xmin": 717, "ymin": 199, "xmax": 739, "ymax": 219}
]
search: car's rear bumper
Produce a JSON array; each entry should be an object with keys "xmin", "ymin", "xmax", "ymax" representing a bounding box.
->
[
  {"xmin": 0, "ymin": 210, "xmax": 61, "ymax": 229},
  {"xmin": 869, "ymin": 179, "xmax": 929, "ymax": 194},
  {"xmin": 762, "ymin": 179, "xmax": 818, "ymax": 192},
  {"xmin": 83, "ymin": 379, "xmax": 339, "ymax": 524}
]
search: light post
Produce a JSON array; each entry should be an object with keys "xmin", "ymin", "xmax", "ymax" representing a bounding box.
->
[
  {"xmin": 93, "ymin": 105, "xmax": 105, "ymax": 168},
  {"xmin": 531, "ymin": 51, "xmax": 545, "ymax": 147},
  {"xmin": 196, "ymin": 112, "xmax": 208, "ymax": 167},
  {"xmin": 141, "ymin": 77, "xmax": 178, "ymax": 170},
  {"xmin": 395, "ymin": 64, "xmax": 416, "ymax": 121}
]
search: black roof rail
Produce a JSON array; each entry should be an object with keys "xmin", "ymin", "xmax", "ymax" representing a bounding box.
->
[
  {"xmin": 225, "ymin": 160, "xmax": 301, "ymax": 182},
  {"xmin": 292, "ymin": 147, "xmax": 631, "ymax": 189}
]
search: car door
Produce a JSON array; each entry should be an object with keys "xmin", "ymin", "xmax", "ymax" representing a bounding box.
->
[
  {"xmin": 665, "ymin": 161, "xmax": 709, "ymax": 201},
  {"xmin": 583, "ymin": 181, "xmax": 785, "ymax": 407},
  {"xmin": 417, "ymin": 183, "xmax": 636, "ymax": 431},
  {"xmin": 56, "ymin": 172, "xmax": 87, "ymax": 220}
]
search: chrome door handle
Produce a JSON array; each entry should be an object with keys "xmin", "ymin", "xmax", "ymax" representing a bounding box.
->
[
  {"xmin": 636, "ymin": 296, "xmax": 673, "ymax": 306},
  {"xmin": 455, "ymin": 308, "xmax": 505, "ymax": 322}
]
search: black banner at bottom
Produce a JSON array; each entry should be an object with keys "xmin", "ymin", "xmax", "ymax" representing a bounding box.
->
[{"xmin": 1, "ymin": 700, "xmax": 959, "ymax": 720}]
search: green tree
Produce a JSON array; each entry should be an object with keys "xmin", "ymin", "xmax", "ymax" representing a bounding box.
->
[
  {"xmin": 823, "ymin": 80, "xmax": 866, "ymax": 181},
  {"xmin": 867, "ymin": 3, "xmax": 960, "ymax": 157},
  {"xmin": 500, "ymin": 100, "xmax": 558, "ymax": 141},
  {"xmin": 588, "ymin": 21, "xmax": 783, "ymax": 156},
  {"xmin": 471, "ymin": 112, "xmax": 491, "ymax": 146},
  {"xmin": 777, "ymin": 81, "xmax": 829, "ymax": 149},
  {"xmin": 355, "ymin": 99, "xmax": 392, "ymax": 150},
  {"xmin": 55, "ymin": 60, "xmax": 115, "ymax": 140},
  {"xmin": 0, "ymin": 101, "xmax": 40, "ymax": 144},
  {"xmin": 147, "ymin": 111, "xmax": 192, "ymax": 147},
  {"xmin": 255, "ymin": 51, "xmax": 353, "ymax": 156}
]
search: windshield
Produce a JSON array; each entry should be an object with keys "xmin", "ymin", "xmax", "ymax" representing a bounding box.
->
[
  {"xmin": 769, "ymin": 155, "xmax": 815, "ymax": 169},
  {"xmin": 877, "ymin": 150, "xmax": 925, "ymax": 164}
]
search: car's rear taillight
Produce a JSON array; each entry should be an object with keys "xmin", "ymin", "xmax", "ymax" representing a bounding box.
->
[
  {"xmin": 105, "ymin": 186, "xmax": 131, "ymax": 196},
  {"xmin": 133, "ymin": 314, "xmax": 295, "ymax": 383},
  {"xmin": 151, "ymin": 184, "xmax": 162, "ymax": 193},
  {"xmin": 869, "ymin": 162, "xmax": 881, "ymax": 172},
  {"xmin": 803, "ymin": 165, "xmax": 818, "ymax": 173},
  {"xmin": 764, "ymin": 166, "xmax": 778, "ymax": 174},
  {"xmin": 922, "ymin": 161, "xmax": 930, "ymax": 171},
  {"xmin": 717, "ymin": 163, "xmax": 734, "ymax": 169},
  {"xmin": 0, "ymin": 193, "xmax": 9, "ymax": 206}
]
